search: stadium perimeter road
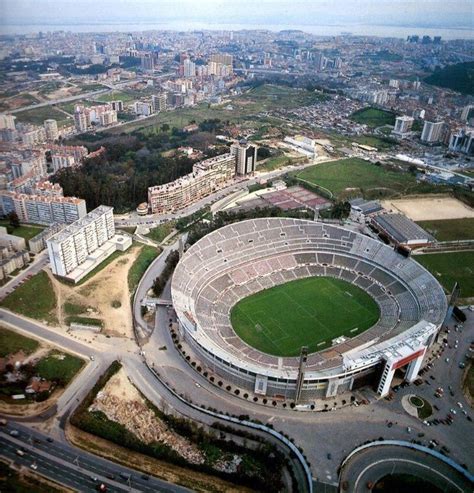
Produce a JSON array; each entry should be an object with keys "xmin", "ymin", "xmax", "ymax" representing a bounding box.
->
[
  {"xmin": 1, "ymin": 423, "xmax": 190, "ymax": 493},
  {"xmin": 338, "ymin": 444, "xmax": 473, "ymax": 493}
]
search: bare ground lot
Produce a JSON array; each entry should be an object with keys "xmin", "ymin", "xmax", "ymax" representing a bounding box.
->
[
  {"xmin": 381, "ymin": 196, "xmax": 474, "ymax": 221},
  {"xmin": 48, "ymin": 246, "xmax": 142, "ymax": 338}
]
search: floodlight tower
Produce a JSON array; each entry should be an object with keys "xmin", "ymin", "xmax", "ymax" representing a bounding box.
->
[{"xmin": 295, "ymin": 346, "xmax": 308, "ymax": 403}]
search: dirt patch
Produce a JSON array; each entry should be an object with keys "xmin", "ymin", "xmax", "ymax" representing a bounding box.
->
[
  {"xmin": 90, "ymin": 368, "xmax": 204, "ymax": 463},
  {"xmin": 48, "ymin": 246, "xmax": 142, "ymax": 338},
  {"xmin": 66, "ymin": 424, "xmax": 252, "ymax": 493},
  {"xmin": 382, "ymin": 196, "xmax": 474, "ymax": 221}
]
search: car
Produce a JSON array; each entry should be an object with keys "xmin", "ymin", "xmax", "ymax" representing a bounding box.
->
[
  {"xmin": 141, "ymin": 474, "xmax": 149, "ymax": 480},
  {"xmin": 30, "ymin": 463, "xmax": 38, "ymax": 470},
  {"xmin": 430, "ymin": 375, "xmax": 435, "ymax": 380},
  {"xmin": 462, "ymin": 410, "xmax": 467, "ymax": 416},
  {"xmin": 46, "ymin": 437, "xmax": 54, "ymax": 443},
  {"xmin": 16, "ymin": 449, "xmax": 25, "ymax": 457},
  {"xmin": 457, "ymin": 402, "xmax": 463, "ymax": 409},
  {"xmin": 467, "ymin": 416, "xmax": 472, "ymax": 422},
  {"xmin": 433, "ymin": 405, "xmax": 440, "ymax": 411},
  {"xmin": 90, "ymin": 476, "xmax": 98, "ymax": 482},
  {"xmin": 33, "ymin": 438, "xmax": 42, "ymax": 444},
  {"xmin": 327, "ymin": 453, "xmax": 332, "ymax": 460},
  {"xmin": 9, "ymin": 430, "xmax": 19, "ymax": 437},
  {"xmin": 417, "ymin": 432, "xmax": 425, "ymax": 437},
  {"xmin": 106, "ymin": 473, "xmax": 115, "ymax": 480},
  {"xmin": 459, "ymin": 362, "xmax": 466, "ymax": 369},
  {"xmin": 445, "ymin": 358, "xmax": 450, "ymax": 363},
  {"xmin": 406, "ymin": 427, "xmax": 411, "ymax": 433},
  {"xmin": 450, "ymin": 408, "xmax": 457, "ymax": 415},
  {"xmin": 89, "ymin": 355, "xmax": 95, "ymax": 361}
]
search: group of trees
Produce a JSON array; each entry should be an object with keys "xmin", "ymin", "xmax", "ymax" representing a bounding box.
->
[
  {"xmin": 54, "ymin": 120, "xmax": 231, "ymax": 213},
  {"xmin": 152, "ymin": 250, "xmax": 180, "ymax": 297}
]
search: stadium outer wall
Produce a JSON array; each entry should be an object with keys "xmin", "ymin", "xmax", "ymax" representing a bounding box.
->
[{"xmin": 171, "ymin": 218, "xmax": 447, "ymax": 402}]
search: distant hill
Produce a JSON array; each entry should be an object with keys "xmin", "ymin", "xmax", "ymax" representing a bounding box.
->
[{"xmin": 424, "ymin": 62, "xmax": 474, "ymax": 95}]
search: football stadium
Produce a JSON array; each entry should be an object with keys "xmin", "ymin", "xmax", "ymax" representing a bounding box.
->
[{"xmin": 171, "ymin": 218, "xmax": 448, "ymax": 401}]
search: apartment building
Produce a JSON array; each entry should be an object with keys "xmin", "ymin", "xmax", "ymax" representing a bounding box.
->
[
  {"xmin": 148, "ymin": 153, "xmax": 236, "ymax": 214},
  {"xmin": 47, "ymin": 205, "xmax": 131, "ymax": 283},
  {"xmin": 230, "ymin": 140, "xmax": 258, "ymax": 175},
  {"xmin": 0, "ymin": 191, "xmax": 87, "ymax": 225}
]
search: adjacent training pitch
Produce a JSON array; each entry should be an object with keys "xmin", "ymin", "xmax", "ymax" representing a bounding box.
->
[{"xmin": 230, "ymin": 277, "xmax": 380, "ymax": 357}]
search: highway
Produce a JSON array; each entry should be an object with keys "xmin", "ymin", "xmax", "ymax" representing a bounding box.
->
[
  {"xmin": 1, "ymin": 423, "xmax": 190, "ymax": 493},
  {"xmin": 339, "ymin": 442, "xmax": 473, "ymax": 493}
]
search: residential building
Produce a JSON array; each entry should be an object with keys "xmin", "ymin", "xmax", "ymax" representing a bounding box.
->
[
  {"xmin": 0, "ymin": 191, "xmax": 86, "ymax": 225},
  {"xmin": 44, "ymin": 119, "xmax": 59, "ymax": 141},
  {"xmin": 46, "ymin": 205, "xmax": 131, "ymax": 283},
  {"xmin": 421, "ymin": 121, "xmax": 445, "ymax": 144},
  {"xmin": 51, "ymin": 145, "xmax": 88, "ymax": 173},
  {"xmin": 0, "ymin": 114, "xmax": 16, "ymax": 130},
  {"xmin": 134, "ymin": 101, "xmax": 153, "ymax": 116},
  {"xmin": 392, "ymin": 116, "xmax": 414, "ymax": 138},
  {"xmin": 148, "ymin": 153, "xmax": 235, "ymax": 214},
  {"xmin": 152, "ymin": 93, "xmax": 167, "ymax": 112},
  {"xmin": 74, "ymin": 106, "xmax": 91, "ymax": 132},
  {"xmin": 231, "ymin": 140, "xmax": 258, "ymax": 175},
  {"xmin": 109, "ymin": 100, "xmax": 124, "ymax": 112},
  {"xmin": 449, "ymin": 129, "xmax": 474, "ymax": 156}
]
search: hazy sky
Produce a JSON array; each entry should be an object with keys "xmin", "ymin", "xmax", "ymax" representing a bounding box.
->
[{"xmin": 1, "ymin": 0, "xmax": 473, "ymax": 28}]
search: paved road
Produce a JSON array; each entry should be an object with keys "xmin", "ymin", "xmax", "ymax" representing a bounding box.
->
[
  {"xmin": 1, "ymin": 423, "xmax": 190, "ymax": 493},
  {"xmin": 339, "ymin": 443, "xmax": 473, "ymax": 493}
]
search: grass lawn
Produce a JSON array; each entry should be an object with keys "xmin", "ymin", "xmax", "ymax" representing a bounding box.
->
[
  {"xmin": 1, "ymin": 271, "xmax": 57, "ymax": 324},
  {"xmin": 106, "ymin": 84, "xmax": 324, "ymax": 135},
  {"xmin": 0, "ymin": 220, "xmax": 44, "ymax": 241},
  {"xmin": 36, "ymin": 351, "xmax": 84, "ymax": 386},
  {"xmin": 415, "ymin": 251, "xmax": 474, "ymax": 298},
  {"xmin": 14, "ymin": 106, "xmax": 70, "ymax": 127},
  {"xmin": 258, "ymin": 154, "xmax": 295, "ymax": 171},
  {"xmin": 95, "ymin": 90, "xmax": 136, "ymax": 103},
  {"xmin": 128, "ymin": 245, "xmax": 160, "ymax": 292},
  {"xmin": 145, "ymin": 221, "xmax": 176, "ymax": 243},
  {"xmin": 66, "ymin": 316, "xmax": 103, "ymax": 327},
  {"xmin": 296, "ymin": 157, "xmax": 418, "ymax": 199},
  {"xmin": 230, "ymin": 276, "xmax": 380, "ymax": 356},
  {"xmin": 0, "ymin": 326, "xmax": 39, "ymax": 357},
  {"xmin": 353, "ymin": 134, "xmax": 397, "ymax": 150},
  {"xmin": 416, "ymin": 218, "xmax": 474, "ymax": 242},
  {"xmin": 350, "ymin": 107, "xmax": 396, "ymax": 127}
]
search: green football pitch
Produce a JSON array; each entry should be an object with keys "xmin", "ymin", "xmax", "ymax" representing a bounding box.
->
[{"xmin": 230, "ymin": 277, "xmax": 380, "ymax": 357}]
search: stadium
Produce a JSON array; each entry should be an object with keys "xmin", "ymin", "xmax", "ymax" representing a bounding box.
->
[{"xmin": 171, "ymin": 218, "xmax": 447, "ymax": 401}]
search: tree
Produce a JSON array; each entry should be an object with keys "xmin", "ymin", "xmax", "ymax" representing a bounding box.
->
[
  {"xmin": 8, "ymin": 212, "xmax": 20, "ymax": 229},
  {"xmin": 161, "ymin": 123, "xmax": 170, "ymax": 133}
]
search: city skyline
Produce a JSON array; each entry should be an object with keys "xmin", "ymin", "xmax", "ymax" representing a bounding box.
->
[{"xmin": 1, "ymin": 0, "xmax": 473, "ymax": 38}]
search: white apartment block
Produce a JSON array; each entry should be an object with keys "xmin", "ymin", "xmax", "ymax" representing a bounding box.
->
[
  {"xmin": 0, "ymin": 191, "xmax": 87, "ymax": 225},
  {"xmin": 421, "ymin": 121, "xmax": 445, "ymax": 143},
  {"xmin": 47, "ymin": 205, "xmax": 131, "ymax": 283},
  {"xmin": 0, "ymin": 114, "xmax": 16, "ymax": 130},
  {"xmin": 148, "ymin": 153, "xmax": 235, "ymax": 214},
  {"xmin": 392, "ymin": 116, "xmax": 414, "ymax": 138},
  {"xmin": 134, "ymin": 101, "xmax": 153, "ymax": 116}
]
